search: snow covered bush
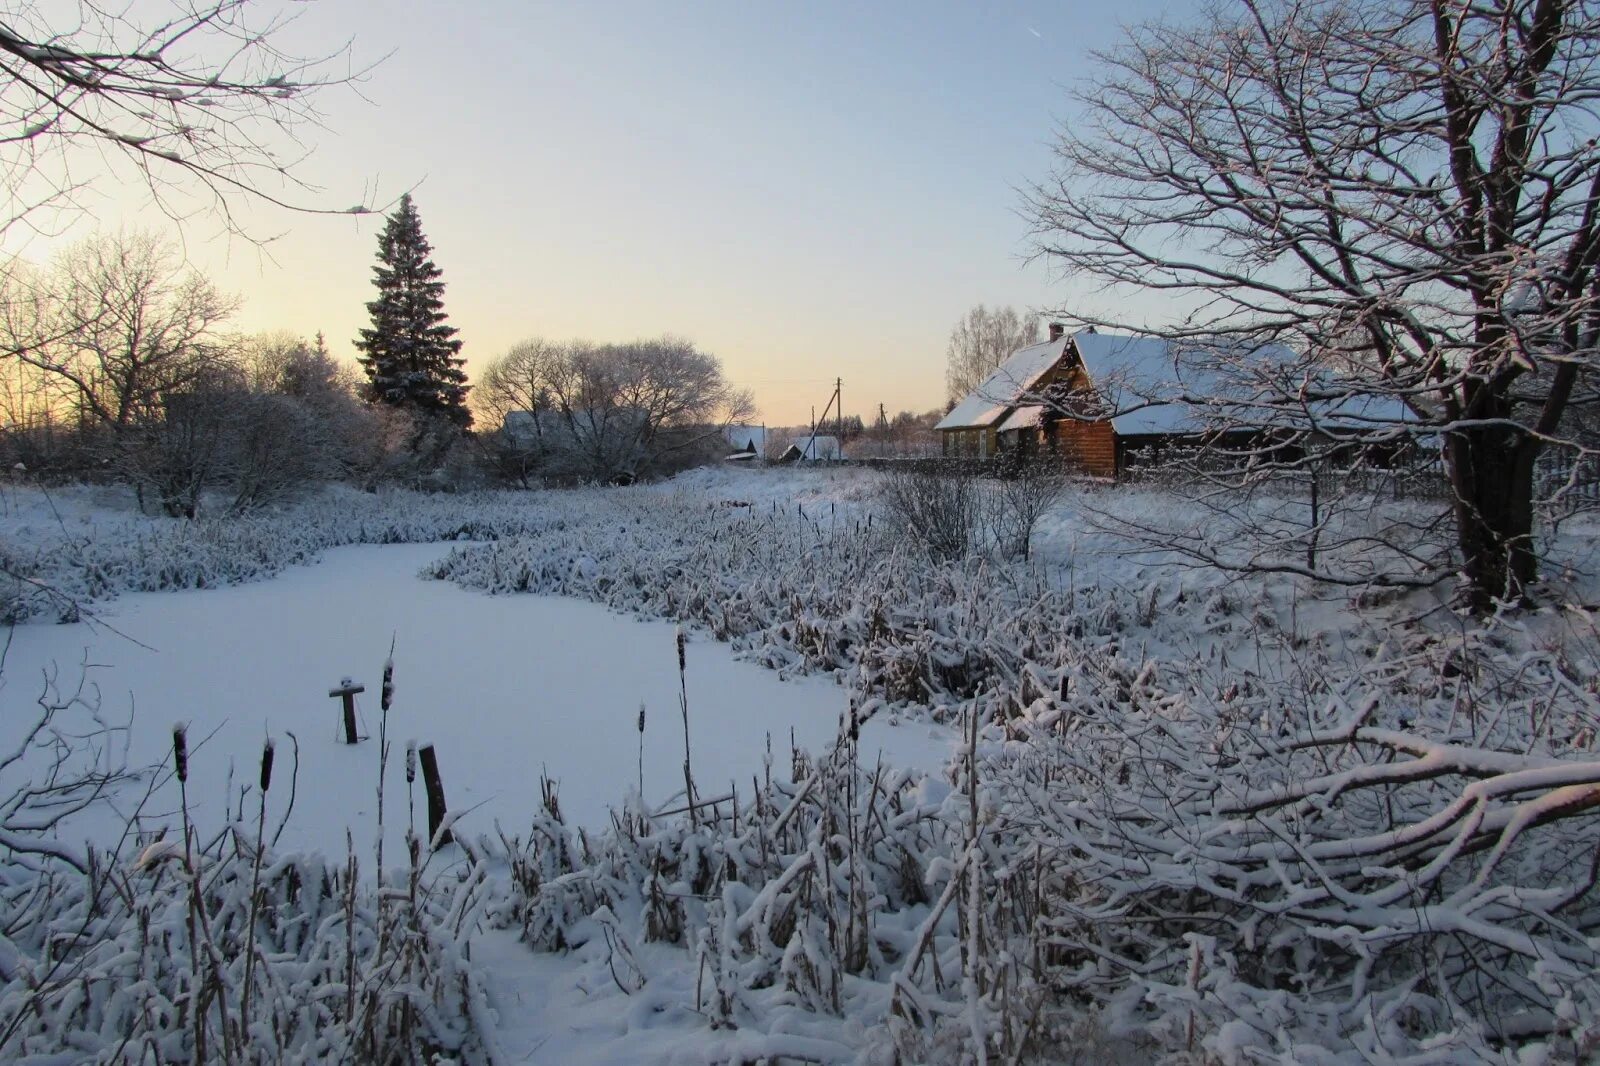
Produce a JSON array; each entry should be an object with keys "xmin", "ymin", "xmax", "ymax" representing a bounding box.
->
[
  {"xmin": 877, "ymin": 466, "xmax": 981, "ymax": 562},
  {"xmin": 0, "ymin": 668, "xmax": 494, "ymax": 1063}
]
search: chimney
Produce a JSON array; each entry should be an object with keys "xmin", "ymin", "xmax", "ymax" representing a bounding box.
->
[{"xmin": 1048, "ymin": 322, "xmax": 1065, "ymax": 342}]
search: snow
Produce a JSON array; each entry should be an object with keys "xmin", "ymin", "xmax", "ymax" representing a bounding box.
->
[
  {"xmin": 936, "ymin": 336, "xmax": 1069, "ymax": 430},
  {"xmin": 995, "ymin": 404, "xmax": 1045, "ymax": 433},
  {"xmin": 937, "ymin": 330, "xmax": 1416, "ymax": 438},
  {"xmin": 5, "ymin": 469, "xmax": 1600, "ymax": 1063},
  {"xmin": 2, "ymin": 541, "xmax": 954, "ymax": 859}
]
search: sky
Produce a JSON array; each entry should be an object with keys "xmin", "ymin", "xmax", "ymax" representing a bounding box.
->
[{"xmin": 18, "ymin": 0, "xmax": 1187, "ymax": 427}]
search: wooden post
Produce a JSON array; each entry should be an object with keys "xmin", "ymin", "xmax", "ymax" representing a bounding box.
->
[
  {"xmin": 418, "ymin": 744, "xmax": 452, "ymax": 846},
  {"xmin": 327, "ymin": 678, "xmax": 365, "ymax": 744}
]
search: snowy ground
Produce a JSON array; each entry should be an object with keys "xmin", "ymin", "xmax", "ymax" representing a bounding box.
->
[
  {"xmin": 2, "ymin": 540, "xmax": 954, "ymax": 859},
  {"xmin": 6, "ymin": 468, "xmax": 1600, "ymax": 1063}
]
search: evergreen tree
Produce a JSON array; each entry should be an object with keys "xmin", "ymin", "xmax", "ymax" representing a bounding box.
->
[{"xmin": 354, "ymin": 194, "xmax": 471, "ymax": 427}]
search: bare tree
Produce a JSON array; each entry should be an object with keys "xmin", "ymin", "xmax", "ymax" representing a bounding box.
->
[
  {"xmin": 1024, "ymin": 0, "xmax": 1600, "ymax": 611},
  {"xmin": 243, "ymin": 330, "xmax": 356, "ymax": 401},
  {"xmin": 945, "ymin": 305, "xmax": 1040, "ymax": 406},
  {"xmin": 1, "ymin": 231, "xmax": 240, "ymax": 509},
  {"xmin": 478, "ymin": 336, "xmax": 754, "ymax": 483},
  {"xmin": 3, "ymin": 231, "xmax": 236, "ymax": 432},
  {"xmin": 0, "ymin": 0, "xmax": 376, "ymax": 240}
]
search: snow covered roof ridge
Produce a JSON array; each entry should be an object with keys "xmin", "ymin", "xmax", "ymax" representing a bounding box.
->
[
  {"xmin": 935, "ymin": 335, "xmax": 1071, "ymax": 431},
  {"xmin": 938, "ymin": 328, "xmax": 1416, "ymax": 437}
]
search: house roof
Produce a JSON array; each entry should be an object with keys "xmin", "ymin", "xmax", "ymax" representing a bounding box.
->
[
  {"xmin": 940, "ymin": 330, "xmax": 1415, "ymax": 439},
  {"xmin": 724, "ymin": 424, "xmax": 767, "ymax": 452},
  {"xmin": 788, "ymin": 435, "xmax": 840, "ymax": 458},
  {"xmin": 935, "ymin": 337, "xmax": 1072, "ymax": 431},
  {"xmin": 996, "ymin": 405, "xmax": 1046, "ymax": 433}
]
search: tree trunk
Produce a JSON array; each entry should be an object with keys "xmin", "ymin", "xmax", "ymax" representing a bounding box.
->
[{"xmin": 1447, "ymin": 422, "xmax": 1539, "ymax": 611}]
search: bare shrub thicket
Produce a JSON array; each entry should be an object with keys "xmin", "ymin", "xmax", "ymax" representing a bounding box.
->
[
  {"xmin": 984, "ymin": 461, "xmax": 1065, "ymax": 560},
  {"xmin": 879, "ymin": 464, "xmax": 1065, "ymax": 562},
  {"xmin": 878, "ymin": 466, "xmax": 980, "ymax": 562}
]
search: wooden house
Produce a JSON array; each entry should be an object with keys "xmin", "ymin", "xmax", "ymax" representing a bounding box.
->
[{"xmin": 936, "ymin": 326, "xmax": 1405, "ymax": 477}]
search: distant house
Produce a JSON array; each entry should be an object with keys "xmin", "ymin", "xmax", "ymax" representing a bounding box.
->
[
  {"xmin": 723, "ymin": 423, "xmax": 768, "ymax": 458},
  {"xmin": 500, "ymin": 409, "xmax": 548, "ymax": 446},
  {"xmin": 937, "ymin": 324, "xmax": 1411, "ymax": 477},
  {"xmin": 776, "ymin": 435, "xmax": 841, "ymax": 462}
]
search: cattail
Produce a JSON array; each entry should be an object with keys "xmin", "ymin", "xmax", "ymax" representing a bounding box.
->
[
  {"xmin": 259, "ymin": 738, "xmax": 275, "ymax": 792},
  {"xmin": 172, "ymin": 725, "xmax": 188, "ymax": 783},
  {"xmin": 405, "ymin": 740, "xmax": 416, "ymax": 783},
  {"xmin": 381, "ymin": 658, "xmax": 395, "ymax": 713},
  {"xmin": 637, "ymin": 704, "xmax": 646, "ymax": 733},
  {"xmin": 676, "ymin": 628, "xmax": 686, "ymax": 672}
]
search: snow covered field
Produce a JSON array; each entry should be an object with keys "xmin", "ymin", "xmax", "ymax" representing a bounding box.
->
[
  {"xmin": 2, "ymin": 540, "xmax": 953, "ymax": 856},
  {"xmin": 4, "ymin": 468, "xmax": 1600, "ymax": 1064}
]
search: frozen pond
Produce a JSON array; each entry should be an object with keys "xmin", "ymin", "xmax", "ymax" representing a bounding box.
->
[{"xmin": 2, "ymin": 543, "xmax": 954, "ymax": 859}]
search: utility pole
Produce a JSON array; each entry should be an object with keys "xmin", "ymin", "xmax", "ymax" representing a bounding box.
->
[{"xmin": 837, "ymin": 377, "xmax": 843, "ymax": 458}]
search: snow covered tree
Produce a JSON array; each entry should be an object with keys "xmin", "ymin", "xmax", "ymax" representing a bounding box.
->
[
  {"xmin": 1025, "ymin": 0, "xmax": 1600, "ymax": 611},
  {"xmin": 355, "ymin": 194, "xmax": 471, "ymax": 428}
]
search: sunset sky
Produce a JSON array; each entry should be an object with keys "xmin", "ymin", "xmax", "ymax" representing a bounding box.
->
[{"xmin": 20, "ymin": 0, "xmax": 1182, "ymax": 426}]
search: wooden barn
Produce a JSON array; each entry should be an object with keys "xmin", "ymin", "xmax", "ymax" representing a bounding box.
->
[{"xmin": 937, "ymin": 326, "xmax": 1312, "ymax": 477}]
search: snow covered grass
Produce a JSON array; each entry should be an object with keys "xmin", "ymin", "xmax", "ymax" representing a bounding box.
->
[
  {"xmin": 4, "ymin": 465, "xmax": 1600, "ymax": 1062},
  {"xmin": 0, "ymin": 483, "xmax": 565, "ymax": 623},
  {"xmin": 426, "ymin": 468, "xmax": 1600, "ymax": 1061},
  {"xmin": 0, "ymin": 674, "xmax": 496, "ymax": 1064}
]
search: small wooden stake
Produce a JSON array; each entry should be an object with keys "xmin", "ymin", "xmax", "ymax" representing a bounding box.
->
[
  {"xmin": 418, "ymin": 744, "xmax": 451, "ymax": 846},
  {"xmin": 328, "ymin": 678, "xmax": 365, "ymax": 744}
]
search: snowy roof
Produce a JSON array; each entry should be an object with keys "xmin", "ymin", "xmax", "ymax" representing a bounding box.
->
[
  {"xmin": 788, "ymin": 435, "xmax": 841, "ymax": 460},
  {"xmin": 724, "ymin": 424, "xmax": 767, "ymax": 453},
  {"xmin": 996, "ymin": 405, "xmax": 1045, "ymax": 433},
  {"xmin": 935, "ymin": 337, "xmax": 1071, "ymax": 431},
  {"xmin": 937, "ymin": 330, "xmax": 1416, "ymax": 439},
  {"xmin": 1074, "ymin": 334, "xmax": 1416, "ymax": 436},
  {"xmin": 1071, "ymin": 333, "xmax": 1232, "ymax": 435}
]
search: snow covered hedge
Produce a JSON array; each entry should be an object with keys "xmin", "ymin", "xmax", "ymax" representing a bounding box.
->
[{"xmin": 0, "ymin": 486, "xmax": 563, "ymax": 623}]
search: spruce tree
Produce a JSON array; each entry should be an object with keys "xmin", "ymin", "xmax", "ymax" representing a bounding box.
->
[{"xmin": 354, "ymin": 194, "xmax": 472, "ymax": 427}]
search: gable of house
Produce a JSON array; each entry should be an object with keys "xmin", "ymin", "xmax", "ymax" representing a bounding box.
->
[
  {"xmin": 723, "ymin": 423, "xmax": 767, "ymax": 455},
  {"xmin": 787, "ymin": 435, "xmax": 840, "ymax": 461}
]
